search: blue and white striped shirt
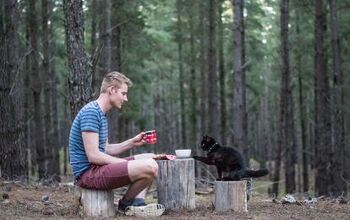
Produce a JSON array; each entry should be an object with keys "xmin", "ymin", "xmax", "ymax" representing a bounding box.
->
[{"xmin": 69, "ymin": 101, "xmax": 108, "ymax": 177}]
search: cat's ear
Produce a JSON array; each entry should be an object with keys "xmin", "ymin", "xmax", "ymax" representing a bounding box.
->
[{"xmin": 205, "ymin": 135, "xmax": 211, "ymax": 141}]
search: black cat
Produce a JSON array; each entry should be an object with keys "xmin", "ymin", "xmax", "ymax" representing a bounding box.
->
[{"xmin": 193, "ymin": 135, "xmax": 269, "ymax": 181}]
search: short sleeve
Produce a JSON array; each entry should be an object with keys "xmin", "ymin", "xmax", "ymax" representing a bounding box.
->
[{"xmin": 80, "ymin": 108, "xmax": 100, "ymax": 133}]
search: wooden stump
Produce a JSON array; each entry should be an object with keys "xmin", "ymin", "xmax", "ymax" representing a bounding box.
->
[
  {"xmin": 77, "ymin": 186, "xmax": 115, "ymax": 217},
  {"xmin": 156, "ymin": 158, "xmax": 195, "ymax": 210},
  {"xmin": 214, "ymin": 181, "xmax": 247, "ymax": 212}
]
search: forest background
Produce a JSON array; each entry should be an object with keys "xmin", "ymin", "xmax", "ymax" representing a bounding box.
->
[{"xmin": 1, "ymin": 0, "xmax": 349, "ymax": 198}]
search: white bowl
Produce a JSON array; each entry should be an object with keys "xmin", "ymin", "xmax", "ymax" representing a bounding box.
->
[{"xmin": 175, "ymin": 149, "xmax": 191, "ymax": 158}]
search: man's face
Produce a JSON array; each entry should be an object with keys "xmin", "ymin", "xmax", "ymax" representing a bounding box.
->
[{"xmin": 111, "ymin": 83, "xmax": 128, "ymax": 109}]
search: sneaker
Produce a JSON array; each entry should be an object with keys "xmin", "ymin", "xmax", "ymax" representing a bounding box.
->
[
  {"xmin": 124, "ymin": 203, "xmax": 165, "ymax": 217},
  {"xmin": 132, "ymin": 198, "xmax": 147, "ymax": 206}
]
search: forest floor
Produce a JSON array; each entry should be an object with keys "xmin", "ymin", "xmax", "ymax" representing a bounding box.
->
[{"xmin": 1, "ymin": 179, "xmax": 349, "ymax": 220}]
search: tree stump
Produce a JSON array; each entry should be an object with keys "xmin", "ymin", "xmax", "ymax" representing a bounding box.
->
[
  {"xmin": 156, "ymin": 158, "xmax": 195, "ymax": 210},
  {"xmin": 77, "ymin": 186, "xmax": 115, "ymax": 217},
  {"xmin": 214, "ymin": 181, "xmax": 247, "ymax": 212}
]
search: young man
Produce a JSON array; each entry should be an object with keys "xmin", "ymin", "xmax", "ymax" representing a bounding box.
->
[{"xmin": 69, "ymin": 71, "xmax": 165, "ymax": 217}]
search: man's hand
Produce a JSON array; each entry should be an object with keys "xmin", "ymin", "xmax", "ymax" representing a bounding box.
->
[
  {"xmin": 153, "ymin": 154, "xmax": 176, "ymax": 160},
  {"xmin": 131, "ymin": 132, "xmax": 147, "ymax": 147},
  {"xmin": 153, "ymin": 154, "xmax": 166, "ymax": 160}
]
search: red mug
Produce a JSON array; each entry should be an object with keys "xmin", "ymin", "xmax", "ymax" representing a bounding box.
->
[{"xmin": 144, "ymin": 130, "xmax": 157, "ymax": 144}]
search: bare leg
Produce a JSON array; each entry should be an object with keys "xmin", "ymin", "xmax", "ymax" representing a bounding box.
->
[
  {"xmin": 123, "ymin": 158, "xmax": 158, "ymax": 201},
  {"xmin": 134, "ymin": 153, "xmax": 155, "ymax": 160}
]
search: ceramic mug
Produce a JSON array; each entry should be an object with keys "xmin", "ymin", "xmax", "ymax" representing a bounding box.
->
[{"xmin": 144, "ymin": 130, "xmax": 157, "ymax": 144}]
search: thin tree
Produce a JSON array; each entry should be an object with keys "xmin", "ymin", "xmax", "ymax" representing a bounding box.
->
[
  {"xmin": 314, "ymin": 0, "xmax": 332, "ymax": 196},
  {"xmin": 207, "ymin": 0, "xmax": 219, "ymax": 138},
  {"xmin": 295, "ymin": 12, "xmax": 309, "ymax": 192},
  {"xmin": 29, "ymin": 0, "xmax": 46, "ymax": 179},
  {"xmin": 187, "ymin": 0, "xmax": 197, "ymax": 148},
  {"xmin": 281, "ymin": 0, "xmax": 296, "ymax": 194},
  {"xmin": 273, "ymin": 0, "xmax": 296, "ymax": 195},
  {"xmin": 329, "ymin": 0, "xmax": 346, "ymax": 196},
  {"xmin": 176, "ymin": 0, "xmax": 187, "ymax": 148},
  {"xmin": 198, "ymin": 0, "xmax": 207, "ymax": 180},
  {"xmin": 90, "ymin": 0, "xmax": 98, "ymax": 95},
  {"xmin": 232, "ymin": 0, "xmax": 248, "ymax": 162},
  {"xmin": 42, "ymin": 0, "xmax": 60, "ymax": 179},
  {"xmin": 218, "ymin": 0, "xmax": 226, "ymax": 145}
]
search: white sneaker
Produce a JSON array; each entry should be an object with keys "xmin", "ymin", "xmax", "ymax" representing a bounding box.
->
[{"xmin": 124, "ymin": 203, "xmax": 165, "ymax": 217}]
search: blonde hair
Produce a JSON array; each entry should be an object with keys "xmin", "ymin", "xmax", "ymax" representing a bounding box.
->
[{"xmin": 100, "ymin": 71, "xmax": 132, "ymax": 93}]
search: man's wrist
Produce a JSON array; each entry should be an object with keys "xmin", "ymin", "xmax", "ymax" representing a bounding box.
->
[{"xmin": 127, "ymin": 138, "xmax": 135, "ymax": 148}]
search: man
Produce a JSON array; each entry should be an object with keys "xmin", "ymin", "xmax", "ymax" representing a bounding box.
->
[{"xmin": 69, "ymin": 71, "xmax": 165, "ymax": 217}]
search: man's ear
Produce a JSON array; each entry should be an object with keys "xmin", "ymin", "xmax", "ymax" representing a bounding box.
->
[{"xmin": 107, "ymin": 86, "xmax": 115, "ymax": 95}]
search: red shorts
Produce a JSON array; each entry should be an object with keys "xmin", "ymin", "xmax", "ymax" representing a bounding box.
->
[{"xmin": 76, "ymin": 156, "xmax": 134, "ymax": 190}]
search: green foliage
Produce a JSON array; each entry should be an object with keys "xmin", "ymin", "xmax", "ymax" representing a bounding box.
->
[{"xmin": 11, "ymin": 0, "xmax": 350, "ymax": 184}]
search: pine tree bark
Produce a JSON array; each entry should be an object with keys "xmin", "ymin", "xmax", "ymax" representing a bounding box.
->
[
  {"xmin": 232, "ymin": 0, "xmax": 248, "ymax": 163},
  {"xmin": 314, "ymin": 0, "xmax": 332, "ymax": 196},
  {"xmin": 29, "ymin": 0, "xmax": 46, "ymax": 179},
  {"xmin": 63, "ymin": 0, "xmax": 92, "ymax": 119},
  {"xmin": 198, "ymin": 0, "xmax": 207, "ymax": 180},
  {"xmin": 0, "ymin": 0, "xmax": 27, "ymax": 180},
  {"xmin": 101, "ymin": 0, "xmax": 112, "ymax": 74},
  {"xmin": 329, "ymin": 0, "xmax": 346, "ymax": 196},
  {"xmin": 90, "ymin": 0, "xmax": 98, "ymax": 95},
  {"xmin": 273, "ymin": 0, "xmax": 296, "ymax": 195},
  {"xmin": 42, "ymin": 0, "xmax": 60, "ymax": 179},
  {"xmin": 295, "ymin": 7, "xmax": 309, "ymax": 193},
  {"xmin": 207, "ymin": 0, "xmax": 219, "ymax": 138},
  {"xmin": 177, "ymin": 0, "xmax": 187, "ymax": 148},
  {"xmin": 281, "ymin": 0, "xmax": 296, "ymax": 194},
  {"xmin": 188, "ymin": 0, "xmax": 197, "ymax": 150},
  {"xmin": 218, "ymin": 1, "xmax": 226, "ymax": 145}
]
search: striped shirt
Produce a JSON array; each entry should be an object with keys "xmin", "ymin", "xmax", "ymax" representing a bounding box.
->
[{"xmin": 69, "ymin": 101, "xmax": 108, "ymax": 177}]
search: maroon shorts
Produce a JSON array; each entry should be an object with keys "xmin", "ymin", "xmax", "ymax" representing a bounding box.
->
[{"xmin": 76, "ymin": 156, "xmax": 134, "ymax": 190}]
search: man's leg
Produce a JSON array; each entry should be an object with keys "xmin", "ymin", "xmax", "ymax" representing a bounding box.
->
[
  {"xmin": 134, "ymin": 153, "xmax": 155, "ymax": 160},
  {"xmin": 123, "ymin": 158, "xmax": 158, "ymax": 201},
  {"xmin": 118, "ymin": 158, "xmax": 165, "ymax": 217},
  {"xmin": 133, "ymin": 153, "xmax": 156, "ymax": 200}
]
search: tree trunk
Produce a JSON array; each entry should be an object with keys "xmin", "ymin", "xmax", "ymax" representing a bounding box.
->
[
  {"xmin": 314, "ymin": 0, "xmax": 332, "ymax": 196},
  {"xmin": 63, "ymin": 0, "xmax": 92, "ymax": 119},
  {"xmin": 207, "ymin": 0, "xmax": 219, "ymax": 138},
  {"xmin": 329, "ymin": 0, "xmax": 346, "ymax": 196},
  {"xmin": 177, "ymin": 0, "xmax": 187, "ymax": 148},
  {"xmin": 0, "ymin": 0, "xmax": 27, "ymax": 180},
  {"xmin": 90, "ymin": 0, "xmax": 98, "ymax": 95},
  {"xmin": 198, "ymin": 0, "xmax": 207, "ymax": 181},
  {"xmin": 156, "ymin": 159, "xmax": 195, "ymax": 210},
  {"xmin": 42, "ymin": 0, "xmax": 59, "ymax": 179},
  {"xmin": 232, "ymin": 0, "xmax": 248, "ymax": 163},
  {"xmin": 295, "ymin": 8, "xmax": 309, "ymax": 193},
  {"xmin": 28, "ymin": 0, "xmax": 46, "ymax": 179},
  {"xmin": 280, "ymin": 0, "xmax": 296, "ymax": 194},
  {"xmin": 218, "ymin": 1, "xmax": 226, "ymax": 145},
  {"xmin": 101, "ymin": 0, "xmax": 112, "ymax": 74},
  {"xmin": 188, "ymin": 0, "xmax": 197, "ymax": 151}
]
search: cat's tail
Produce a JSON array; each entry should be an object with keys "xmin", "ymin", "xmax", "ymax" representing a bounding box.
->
[{"xmin": 244, "ymin": 169, "xmax": 269, "ymax": 178}]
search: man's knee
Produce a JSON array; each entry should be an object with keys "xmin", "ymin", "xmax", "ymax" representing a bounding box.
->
[
  {"xmin": 134, "ymin": 153, "xmax": 156, "ymax": 160},
  {"xmin": 128, "ymin": 158, "xmax": 159, "ymax": 181},
  {"xmin": 144, "ymin": 159, "xmax": 158, "ymax": 177}
]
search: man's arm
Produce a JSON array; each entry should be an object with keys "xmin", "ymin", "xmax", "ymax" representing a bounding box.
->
[
  {"xmin": 82, "ymin": 131, "xmax": 126, "ymax": 164},
  {"xmin": 105, "ymin": 132, "xmax": 146, "ymax": 156}
]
